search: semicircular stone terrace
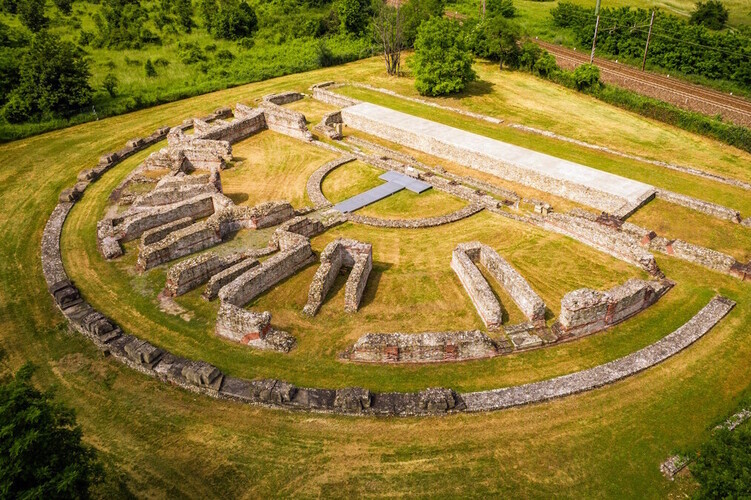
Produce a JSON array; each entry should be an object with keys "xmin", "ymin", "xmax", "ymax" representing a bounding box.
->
[{"xmin": 41, "ymin": 90, "xmax": 739, "ymax": 416}]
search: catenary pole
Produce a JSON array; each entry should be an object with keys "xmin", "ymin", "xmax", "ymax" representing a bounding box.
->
[{"xmin": 642, "ymin": 10, "xmax": 655, "ymax": 71}]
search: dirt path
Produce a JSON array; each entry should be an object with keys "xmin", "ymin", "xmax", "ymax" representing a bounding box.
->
[{"xmin": 538, "ymin": 41, "xmax": 751, "ymax": 127}]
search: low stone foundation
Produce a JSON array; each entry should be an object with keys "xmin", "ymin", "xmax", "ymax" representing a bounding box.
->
[
  {"xmin": 346, "ymin": 331, "xmax": 498, "ymax": 363},
  {"xmin": 306, "ymin": 155, "xmax": 356, "ymax": 209},
  {"xmin": 303, "ymin": 238, "xmax": 373, "ymax": 316},
  {"xmin": 451, "ymin": 244, "xmax": 503, "ymax": 330},
  {"xmin": 557, "ymin": 278, "xmax": 674, "ymax": 338},
  {"xmin": 310, "ymin": 82, "xmax": 360, "ymax": 108},
  {"xmin": 656, "ymin": 189, "xmax": 742, "ymax": 223},
  {"xmin": 257, "ymin": 100, "xmax": 313, "ymax": 142}
]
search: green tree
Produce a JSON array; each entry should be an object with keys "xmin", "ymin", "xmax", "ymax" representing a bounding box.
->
[
  {"xmin": 485, "ymin": 0, "xmax": 515, "ymax": 19},
  {"xmin": 400, "ymin": 0, "xmax": 444, "ymax": 46},
  {"xmin": 144, "ymin": 58, "xmax": 157, "ymax": 77},
  {"xmin": 468, "ymin": 15, "xmax": 521, "ymax": 68},
  {"xmin": 53, "ymin": 0, "xmax": 73, "ymax": 15},
  {"xmin": 207, "ymin": 0, "xmax": 257, "ymax": 40},
  {"xmin": 410, "ymin": 16, "xmax": 476, "ymax": 96},
  {"xmin": 335, "ymin": 0, "xmax": 371, "ymax": 35},
  {"xmin": 0, "ymin": 363, "xmax": 102, "ymax": 498},
  {"xmin": 690, "ymin": 0, "xmax": 729, "ymax": 30},
  {"xmin": 691, "ymin": 426, "xmax": 751, "ymax": 498},
  {"xmin": 18, "ymin": 0, "xmax": 48, "ymax": 31},
  {"xmin": 3, "ymin": 31, "xmax": 92, "ymax": 123}
]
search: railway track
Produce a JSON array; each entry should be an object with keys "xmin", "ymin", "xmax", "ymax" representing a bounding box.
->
[{"xmin": 537, "ymin": 41, "xmax": 751, "ymax": 127}]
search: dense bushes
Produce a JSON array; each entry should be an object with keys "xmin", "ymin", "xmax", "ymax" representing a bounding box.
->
[
  {"xmin": 691, "ymin": 425, "xmax": 751, "ymax": 498},
  {"xmin": 3, "ymin": 31, "xmax": 91, "ymax": 123},
  {"xmin": 411, "ymin": 17, "xmax": 475, "ymax": 95},
  {"xmin": 551, "ymin": 2, "xmax": 751, "ymax": 88},
  {"xmin": 200, "ymin": 0, "xmax": 258, "ymax": 40}
]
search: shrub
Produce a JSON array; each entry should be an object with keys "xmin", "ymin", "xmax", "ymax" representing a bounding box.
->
[
  {"xmin": 690, "ymin": 0, "xmax": 729, "ymax": 30},
  {"xmin": 468, "ymin": 15, "xmax": 521, "ymax": 68},
  {"xmin": 153, "ymin": 57, "xmax": 170, "ymax": 67},
  {"xmin": 144, "ymin": 58, "xmax": 157, "ymax": 77},
  {"xmin": 53, "ymin": 0, "xmax": 73, "ymax": 15},
  {"xmin": 178, "ymin": 41, "xmax": 207, "ymax": 64},
  {"xmin": 0, "ymin": 363, "xmax": 103, "ymax": 498},
  {"xmin": 485, "ymin": 0, "xmax": 515, "ymax": 19},
  {"xmin": 18, "ymin": 0, "xmax": 48, "ymax": 31},
  {"xmin": 335, "ymin": 0, "xmax": 371, "ymax": 35},
  {"xmin": 691, "ymin": 426, "xmax": 751, "ymax": 498},
  {"xmin": 207, "ymin": 0, "xmax": 258, "ymax": 40},
  {"xmin": 103, "ymin": 73, "xmax": 118, "ymax": 97},
  {"xmin": 215, "ymin": 48, "xmax": 235, "ymax": 63},
  {"xmin": 411, "ymin": 16, "xmax": 476, "ymax": 96},
  {"xmin": 572, "ymin": 63, "xmax": 601, "ymax": 90},
  {"xmin": 401, "ymin": 0, "xmax": 445, "ymax": 47}
]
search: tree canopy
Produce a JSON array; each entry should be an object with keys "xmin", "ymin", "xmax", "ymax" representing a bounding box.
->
[
  {"xmin": 690, "ymin": 0, "xmax": 730, "ymax": 30},
  {"xmin": 3, "ymin": 31, "xmax": 92, "ymax": 123},
  {"xmin": 691, "ymin": 425, "xmax": 751, "ymax": 498},
  {"xmin": 0, "ymin": 363, "xmax": 102, "ymax": 498},
  {"xmin": 410, "ymin": 16, "xmax": 476, "ymax": 96}
]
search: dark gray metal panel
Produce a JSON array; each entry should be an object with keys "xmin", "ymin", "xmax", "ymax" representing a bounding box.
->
[
  {"xmin": 378, "ymin": 171, "xmax": 432, "ymax": 194},
  {"xmin": 333, "ymin": 182, "xmax": 404, "ymax": 213}
]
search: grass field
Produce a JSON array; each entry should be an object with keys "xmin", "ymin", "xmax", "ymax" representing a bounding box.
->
[{"xmin": 2, "ymin": 57, "xmax": 751, "ymax": 497}]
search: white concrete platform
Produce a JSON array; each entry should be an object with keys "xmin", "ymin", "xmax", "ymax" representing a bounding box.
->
[{"xmin": 341, "ymin": 102, "xmax": 656, "ymax": 215}]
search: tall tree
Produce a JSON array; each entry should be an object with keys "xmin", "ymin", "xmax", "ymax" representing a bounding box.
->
[
  {"xmin": 410, "ymin": 16, "xmax": 476, "ymax": 96},
  {"xmin": 0, "ymin": 363, "xmax": 102, "ymax": 498},
  {"xmin": 373, "ymin": 0, "xmax": 403, "ymax": 75}
]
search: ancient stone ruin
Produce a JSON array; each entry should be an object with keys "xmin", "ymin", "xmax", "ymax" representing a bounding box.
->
[
  {"xmin": 556, "ymin": 278, "xmax": 674, "ymax": 338},
  {"xmin": 345, "ymin": 331, "xmax": 502, "ymax": 363},
  {"xmin": 303, "ymin": 238, "xmax": 373, "ymax": 316},
  {"xmin": 451, "ymin": 242, "xmax": 546, "ymax": 330}
]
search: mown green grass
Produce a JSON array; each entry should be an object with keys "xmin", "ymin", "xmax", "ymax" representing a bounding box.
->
[{"xmin": 1, "ymin": 58, "xmax": 751, "ymax": 497}]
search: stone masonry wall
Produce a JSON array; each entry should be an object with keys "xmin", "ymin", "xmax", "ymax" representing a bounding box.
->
[
  {"xmin": 451, "ymin": 242, "xmax": 503, "ymax": 330},
  {"xmin": 164, "ymin": 252, "xmax": 253, "ymax": 296},
  {"xmin": 310, "ymin": 82, "xmax": 360, "ymax": 108},
  {"xmin": 257, "ymin": 100, "xmax": 313, "ymax": 142},
  {"xmin": 340, "ymin": 105, "xmax": 652, "ymax": 214},
  {"xmin": 477, "ymin": 244, "xmax": 546, "ymax": 325},
  {"xmin": 347, "ymin": 331, "xmax": 499, "ymax": 363},
  {"xmin": 203, "ymin": 255, "xmax": 266, "ymax": 300},
  {"xmin": 218, "ymin": 232, "xmax": 315, "ymax": 307},
  {"xmin": 303, "ymin": 239, "xmax": 373, "ymax": 316},
  {"xmin": 262, "ymin": 91, "xmax": 305, "ymax": 105},
  {"xmin": 657, "ymin": 190, "xmax": 742, "ymax": 223},
  {"xmin": 558, "ymin": 278, "xmax": 673, "ymax": 338},
  {"xmin": 306, "ymin": 155, "xmax": 356, "ymax": 209}
]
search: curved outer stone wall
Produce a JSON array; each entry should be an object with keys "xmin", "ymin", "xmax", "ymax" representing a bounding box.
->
[
  {"xmin": 346, "ymin": 331, "xmax": 500, "ymax": 363},
  {"xmin": 346, "ymin": 204, "xmax": 484, "ymax": 229},
  {"xmin": 306, "ymin": 155, "xmax": 356, "ymax": 209},
  {"xmin": 41, "ymin": 111, "xmax": 737, "ymax": 417},
  {"xmin": 462, "ymin": 296, "xmax": 735, "ymax": 412},
  {"xmin": 557, "ymin": 278, "xmax": 674, "ymax": 338}
]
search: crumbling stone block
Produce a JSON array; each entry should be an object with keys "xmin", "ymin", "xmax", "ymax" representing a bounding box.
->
[
  {"xmin": 251, "ymin": 379, "xmax": 297, "ymax": 404},
  {"xmin": 558, "ymin": 278, "xmax": 673, "ymax": 338},
  {"xmin": 333, "ymin": 387, "xmax": 371, "ymax": 412},
  {"xmin": 417, "ymin": 388, "xmax": 456, "ymax": 412},
  {"xmin": 181, "ymin": 361, "xmax": 223, "ymax": 389},
  {"xmin": 347, "ymin": 331, "xmax": 498, "ymax": 363}
]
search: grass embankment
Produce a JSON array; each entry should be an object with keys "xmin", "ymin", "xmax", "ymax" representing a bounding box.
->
[
  {"xmin": 1, "ymin": 61, "xmax": 751, "ymax": 497},
  {"xmin": 631, "ymin": 198, "xmax": 751, "ymax": 262}
]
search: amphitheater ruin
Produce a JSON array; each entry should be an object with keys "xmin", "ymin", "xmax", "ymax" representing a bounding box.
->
[{"xmin": 41, "ymin": 81, "xmax": 749, "ymax": 416}]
